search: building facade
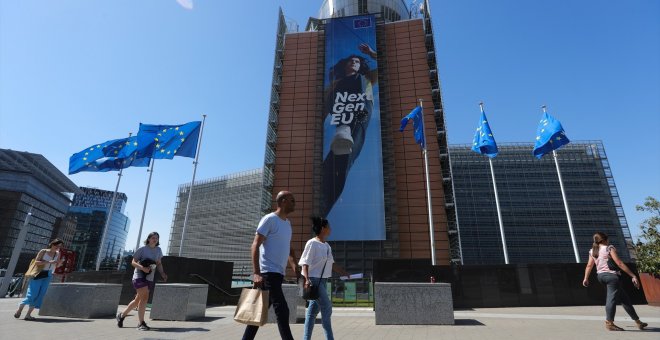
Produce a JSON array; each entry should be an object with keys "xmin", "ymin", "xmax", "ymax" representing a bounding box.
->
[
  {"xmin": 263, "ymin": 0, "xmax": 456, "ymax": 277},
  {"xmin": 168, "ymin": 169, "xmax": 268, "ymax": 276},
  {"xmin": 450, "ymin": 141, "xmax": 633, "ymax": 264},
  {"xmin": 0, "ymin": 149, "xmax": 80, "ymax": 273},
  {"xmin": 68, "ymin": 187, "xmax": 129, "ymax": 271}
]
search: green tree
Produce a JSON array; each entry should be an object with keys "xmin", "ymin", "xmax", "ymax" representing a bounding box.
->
[{"xmin": 635, "ymin": 197, "xmax": 660, "ymax": 275}]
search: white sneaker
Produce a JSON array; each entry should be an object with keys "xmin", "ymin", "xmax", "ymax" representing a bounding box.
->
[{"xmin": 331, "ymin": 125, "xmax": 353, "ymax": 155}]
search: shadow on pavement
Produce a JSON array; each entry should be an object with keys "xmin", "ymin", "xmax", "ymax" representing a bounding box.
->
[
  {"xmin": 454, "ymin": 319, "xmax": 485, "ymax": 326},
  {"xmin": 151, "ymin": 327, "xmax": 210, "ymax": 333},
  {"xmin": 30, "ymin": 318, "xmax": 93, "ymax": 323}
]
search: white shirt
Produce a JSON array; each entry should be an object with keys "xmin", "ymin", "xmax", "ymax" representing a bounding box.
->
[{"xmin": 298, "ymin": 238, "xmax": 334, "ymax": 278}]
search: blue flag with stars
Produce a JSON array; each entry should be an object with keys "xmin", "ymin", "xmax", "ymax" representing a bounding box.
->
[
  {"xmin": 399, "ymin": 106, "xmax": 425, "ymax": 149},
  {"xmin": 471, "ymin": 111, "xmax": 498, "ymax": 158},
  {"xmin": 532, "ymin": 111, "xmax": 570, "ymax": 159},
  {"xmin": 69, "ymin": 136, "xmax": 150, "ymax": 175},
  {"xmin": 136, "ymin": 121, "xmax": 201, "ymax": 159}
]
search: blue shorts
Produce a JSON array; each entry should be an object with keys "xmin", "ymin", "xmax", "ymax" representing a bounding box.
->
[{"xmin": 132, "ymin": 278, "xmax": 155, "ymax": 291}]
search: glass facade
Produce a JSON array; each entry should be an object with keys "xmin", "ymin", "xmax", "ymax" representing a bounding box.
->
[
  {"xmin": 68, "ymin": 187, "xmax": 129, "ymax": 271},
  {"xmin": 168, "ymin": 169, "xmax": 268, "ymax": 276},
  {"xmin": 450, "ymin": 141, "xmax": 633, "ymax": 264},
  {"xmin": 0, "ymin": 149, "xmax": 80, "ymax": 273},
  {"xmin": 318, "ymin": 0, "xmax": 409, "ymax": 22}
]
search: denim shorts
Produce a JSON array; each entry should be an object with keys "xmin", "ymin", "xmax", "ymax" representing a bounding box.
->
[{"xmin": 132, "ymin": 278, "xmax": 155, "ymax": 291}]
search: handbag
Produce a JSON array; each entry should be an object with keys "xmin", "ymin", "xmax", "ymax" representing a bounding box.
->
[
  {"xmin": 606, "ymin": 247, "xmax": 621, "ymax": 272},
  {"xmin": 234, "ymin": 288, "xmax": 269, "ymax": 326},
  {"xmin": 25, "ymin": 251, "xmax": 46, "ymax": 278},
  {"xmin": 302, "ymin": 246, "xmax": 330, "ymax": 301},
  {"xmin": 34, "ymin": 270, "xmax": 49, "ymax": 280}
]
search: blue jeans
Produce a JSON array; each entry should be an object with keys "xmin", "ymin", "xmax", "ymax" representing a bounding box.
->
[
  {"xmin": 21, "ymin": 271, "xmax": 52, "ymax": 308},
  {"xmin": 303, "ymin": 277, "xmax": 333, "ymax": 340},
  {"xmin": 597, "ymin": 272, "xmax": 639, "ymax": 321}
]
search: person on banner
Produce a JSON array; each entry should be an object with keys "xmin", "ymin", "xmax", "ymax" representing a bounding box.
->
[
  {"xmin": 582, "ymin": 232, "xmax": 648, "ymax": 331},
  {"xmin": 243, "ymin": 191, "xmax": 298, "ymax": 340},
  {"xmin": 116, "ymin": 231, "xmax": 168, "ymax": 331},
  {"xmin": 322, "ymin": 43, "xmax": 378, "ymax": 217},
  {"xmin": 14, "ymin": 239, "xmax": 64, "ymax": 320},
  {"xmin": 299, "ymin": 217, "xmax": 349, "ymax": 340}
]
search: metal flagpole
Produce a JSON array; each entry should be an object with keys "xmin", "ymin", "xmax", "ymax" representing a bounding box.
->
[
  {"xmin": 95, "ymin": 133, "xmax": 130, "ymax": 271},
  {"xmin": 135, "ymin": 159, "xmax": 155, "ymax": 251},
  {"xmin": 480, "ymin": 102, "xmax": 509, "ymax": 264},
  {"xmin": 0, "ymin": 206, "xmax": 32, "ymax": 297},
  {"xmin": 419, "ymin": 99, "xmax": 437, "ymax": 265},
  {"xmin": 179, "ymin": 114, "xmax": 207, "ymax": 256},
  {"xmin": 543, "ymin": 106, "xmax": 580, "ymax": 263}
]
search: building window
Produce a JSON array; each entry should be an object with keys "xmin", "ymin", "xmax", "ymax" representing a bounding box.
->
[{"xmin": 359, "ymin": 0, "xmax": 368, "ymax": 14}]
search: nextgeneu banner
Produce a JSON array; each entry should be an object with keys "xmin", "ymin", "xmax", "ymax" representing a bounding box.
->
[{"xmin": 322, "ymin": 14, "xmax": 385, "ymax": 240}]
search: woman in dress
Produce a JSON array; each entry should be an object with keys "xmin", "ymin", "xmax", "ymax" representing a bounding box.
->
[{"xmin": 14, "ymin": 239, "xmax": 63, "ymax": 320}]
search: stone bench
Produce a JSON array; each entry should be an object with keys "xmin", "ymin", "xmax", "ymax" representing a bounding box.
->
[
  {"xmin": 39, "ymin": 283, "xmax": 122, "ymax": 318},
  {"xmin": 150, "ymin": 283, "xmax": 208, "ymax": 321},
  {"xmin": 268, "ymin": 283, "xmax": 305, "ymax": 324},
  {"xmin": 374, "ymin": 282, "xmax": 454, "ymax": 325}
]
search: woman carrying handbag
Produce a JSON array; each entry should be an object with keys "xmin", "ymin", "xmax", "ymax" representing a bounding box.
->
[
  {"xmin": 14, "ymin": 239, "xmax": 63, "ymax": 320},
  {"xmin": 298, "ymin": 217, "xmax": 349, "ymax": 340}
]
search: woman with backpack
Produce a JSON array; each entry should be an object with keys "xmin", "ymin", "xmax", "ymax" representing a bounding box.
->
[{"xmin": 582, "ymin": 232, "xmax": 648, "ymax": 331}]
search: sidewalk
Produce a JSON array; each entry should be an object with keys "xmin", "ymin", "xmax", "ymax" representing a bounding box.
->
[{"xmin": 1, "ymin": 297, "xmax": 658, "ymax": 339}]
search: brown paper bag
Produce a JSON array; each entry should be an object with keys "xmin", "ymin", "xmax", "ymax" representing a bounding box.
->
[{"xmin": 234, "ymin": 288, "xmax": 269, "ymax": 326}]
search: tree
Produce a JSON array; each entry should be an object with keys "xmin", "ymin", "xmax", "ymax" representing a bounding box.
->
[{"xmin": 635, "ymin": 197, "xmax": 660, "ymax": 275}]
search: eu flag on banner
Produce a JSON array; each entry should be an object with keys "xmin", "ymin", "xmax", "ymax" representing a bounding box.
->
[
  {"xmin": 69, "ymin": 136, "xmax": 150, "ymax": 175},
  {"xmin": 399, "ymin": 106, "xmax": 425, "ymax": 149},
  {"xmin": 136, "ymin": 121, "xmax": 201, "ymax": 159},
  {"xmin": 471, "ymin": 111, "xmax": 498, "ymax": 158},
  {"xmin": 532, "ymin": 111, "xmax": 570, "ymax": 159}
]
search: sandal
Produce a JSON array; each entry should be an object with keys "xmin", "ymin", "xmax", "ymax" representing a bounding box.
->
[
  {"xmin": 13, "ymin": 311, "xmax": 20, "ymax": 319},
  {"xmin": 24, "ymin": 315, "xmax": 36, "ymax": 321},
  {"xmin": 605, "ymin": 321, "xmax": 624, "ymax": 331}
]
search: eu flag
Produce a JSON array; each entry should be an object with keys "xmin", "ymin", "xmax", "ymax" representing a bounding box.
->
[
  {"xmin": 136, "ymin": 121, "xmax": 201, "ymax": 159},
  {"xmin": 471, "ymin": 111, "xmax": 498, "ymax": 158},
  {"xmin": 69, "ymin": 136, "xmax": 150, "ymax": 175},
  {"xmin": 532, "ymin": 111, "xmax": 570, "ymax": 159},
  {"xmin": 399, "ymin": 106, "xmax": 425, "ymax": 149}
]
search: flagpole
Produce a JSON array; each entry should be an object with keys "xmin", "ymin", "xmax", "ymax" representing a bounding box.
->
[
  {"xmin": 480, "ymin": 103, "xmax": 509, "ymax": 264},
  {"xmin": 419, "ymin": 99, "xmax": 437, "ymax": 266},
  {"xmin": 543, "ymin": 106, "xmax": 580, "ymax": 263},
  {"xmin": 0, "ymin": 206, "xmax": 32, "ymax": 297},
  {"xmin": 179, "ymin": 114, "xmax": 207, "ymax": 257},
  {"xmin": 95, "ymin": 133, "xmax": 130, "ymax": 271},
  {"xmin": 135, "ymin": 158, "xmax": 155, "ymax": 251}
]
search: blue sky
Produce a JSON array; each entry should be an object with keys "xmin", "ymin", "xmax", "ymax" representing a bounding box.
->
[{"xmin": 1, "ymin": 0, "xmax": 658, "ymax": 252}]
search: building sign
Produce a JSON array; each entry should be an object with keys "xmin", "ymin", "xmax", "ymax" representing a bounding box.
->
[{"xmin": 322, "ymin": 15, "xmax": 385, "ymax": 240}]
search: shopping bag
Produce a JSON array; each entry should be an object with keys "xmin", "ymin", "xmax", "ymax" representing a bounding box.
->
[{"xmin": 233, "ymin": 288, "xmax": 269, "ymax": 326}]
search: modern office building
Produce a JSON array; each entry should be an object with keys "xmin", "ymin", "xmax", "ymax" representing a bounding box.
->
[
  {"xmin": 262, "ymin": 0, "xmax": 456, "ymax": 277},
  {"xmin": 0, "ymin": 149, "xmax": 80, "ymax": 272},
  {"xmin": 449, "ymin": 141, "xmax": 633, "ymax": 264},
  {"xmin": 168, "ymin": 169, "xmax": 267, "ymax": 276},
  {"xmin": 68, "ymin": 187, "xmax": 130, "ymax": 271}
]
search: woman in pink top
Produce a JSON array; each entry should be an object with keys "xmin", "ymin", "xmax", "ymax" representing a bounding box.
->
[{"xmin": 582, "ymin": 232, "xmax": 648, "ymax": 331}]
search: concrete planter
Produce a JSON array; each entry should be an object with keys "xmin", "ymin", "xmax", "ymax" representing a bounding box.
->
[
  {"xmin": 639, "ymin": 273, "xmax": 660, "ymax": 307},
  {"xmin": 374, "ymin": 282, "xmax": 454, "ymax": 325},
  {"xmin": 39, "ymin": 283, "xmax": 122, "ymax": 318}
]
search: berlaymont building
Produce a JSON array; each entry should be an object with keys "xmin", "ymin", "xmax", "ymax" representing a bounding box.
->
[{"xmin": 168, "ymin": 1, "xmax": 633, "ymax": 278}]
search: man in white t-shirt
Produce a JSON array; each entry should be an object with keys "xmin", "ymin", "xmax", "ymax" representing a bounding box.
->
[{"xmin": 242, "ymin": 191, "xmax": 296, "ymax": 340}]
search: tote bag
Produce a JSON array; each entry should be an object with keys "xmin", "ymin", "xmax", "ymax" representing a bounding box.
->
[{"xmin": 233, "ymin": 288, "xmax": 269, "ymax": 326}]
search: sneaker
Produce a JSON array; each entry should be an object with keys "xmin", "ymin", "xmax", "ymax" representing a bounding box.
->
[
  {"xmin": 331, "ymin": 125, "xmax": 353, "ymax": 155},
  {"xmin": 137, "ymin": 321, "xmax": 150, "ymax": 331},
  {"xmin": 116, "ymin": 313, "xmax": 125, "ymax": 328}
]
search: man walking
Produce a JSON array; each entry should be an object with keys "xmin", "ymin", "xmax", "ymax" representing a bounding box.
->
[{"xmin": 242, "ymin": 191, "xmax": 296, "ymax": 340}]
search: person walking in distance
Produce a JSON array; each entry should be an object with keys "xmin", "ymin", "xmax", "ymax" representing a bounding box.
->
[
  {"xmin": 582, "ymin": 232, "xmax": 648, "ymax": 331},
  {"xmin": 242, "ymin": 191, "xmax": 297, "ymax": 340}
]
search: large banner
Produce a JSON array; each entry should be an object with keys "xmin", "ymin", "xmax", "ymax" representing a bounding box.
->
[{"xmin": 322, "ymin": 15, "xmax": 385, "ymax": 240}]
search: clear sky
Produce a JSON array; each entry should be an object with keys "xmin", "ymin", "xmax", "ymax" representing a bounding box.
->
[{"xmin": 1, "ymin": 1, "xmax": 658, "ymax": 253}]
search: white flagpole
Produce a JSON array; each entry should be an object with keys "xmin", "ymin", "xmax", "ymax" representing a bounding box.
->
[
  {"xmin": 179, "ymin": 115, "xmax": 207, "ymax": 257},
  {"xmin": 0, "ymin": 206, "xmax": 32, "ymax": 297},
  {"xmin": 419, "ymin": 99, "xmax": 437, "ymax": 266},
  {"xmin": 96, "ymin": 133, "xmax": 130, "ymax": 271},
  {"xmin": 135, "ymin": 159, "xmax": 155, "ymax": 251},
  {"xmin": 543, "ymin": 105, "xmax": 580, "ymax": 263},
  {"xmin": 481, "ymin": 102, "xmax": 509, "ymax": 264}
]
